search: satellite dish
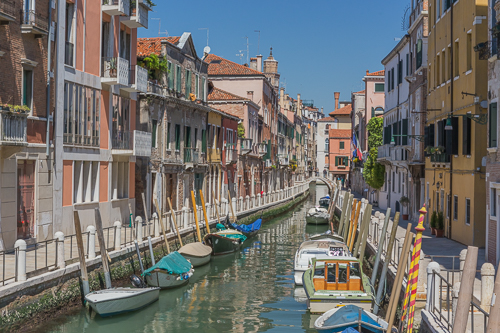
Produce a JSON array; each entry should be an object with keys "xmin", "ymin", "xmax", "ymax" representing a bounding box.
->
[{"xmin": 204, "ymin": 46, "xmax": 211, "ymax": 54}]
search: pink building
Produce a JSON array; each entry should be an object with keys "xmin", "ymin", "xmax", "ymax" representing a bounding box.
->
[
  {"xmin": 362, "ymin": 70, "xmax": 385, "ymax": 151},
  {"xmin": 328, "ymin": 129, "xmax": 352, "ymax": 185}
]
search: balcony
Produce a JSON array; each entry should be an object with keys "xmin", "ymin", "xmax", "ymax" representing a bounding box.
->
[
  {"xmin": 147, "ymin": 80, "xmax": 164, "ymax": 95},
  {"xmin": 21, "ymin": 10, "xmax": 49, "ymax": 36},
  {"xmin": 111, "ymin": 129, "xmax": 133, "ymax": 153},
  {"xmin": 0, "ymin": 109, "xmax": 28, "ymax": 146},
  {"xmin": 65, "ymin": 41, "xmax": 74, "ymax": 67},
  {"xmin": 122, "ymin": 65, "xmax": 148, "ymax": 93},
  {"xmin": 133, "ymin": 130, "xmax": 151, "ymax": 157},
  {"xmin": 101, "ymin": 57, "xmax": 129, "ymax": 86},
  {"xmin": 278, "ymin": 155, "xmax": 289, "ymax": 167},
  {"xmin": 121, "ymin": 0, "xmax": 150, "ymax": 29},
  {"xmin": 240, "ymin": 138, "xmax": 253, "ymax": 155},
  {"xmin": 184, "ymin": 147, "xmax": 194, "ymax": 163},
  {"xmin": 0, "ymin": 0, "xmax": 16, "ymax": 23},
  {"xmin": 256, "ymin": 143, "xmax": 267, "ymax": 156},
  {"xmin": 430, "ymin": 154, "xmax": 451, "ymax": 164},
  {"xmin": 208, "ymin": 147, "xmax": 221, "ymax": 163},
  {"xmin": 225, "ymin": 144, "xmax": 238, "ymax": 165},
  {"xmin": 377, "ymin": 144, "xmax": 393, "ymax": 161},
  {"xmin": 102, "ymin": 0, "xmax": 130, "ymax": 16}
]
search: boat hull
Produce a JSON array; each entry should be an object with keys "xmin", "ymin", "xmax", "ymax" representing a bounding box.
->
[
  {"xmin": 306, "ymin": 216, "xmax": 329, "ymax": 225},
  {"xmin": 180, "ymin": 253, "xmax": 211, "ymax": 267},
  {"xmin": 294, "ymin": 270, "xmax": 305, "ymax": 285},
  {"xmin": 85, "ymin": 287, "xmax": 160, "ymax": 317},
  {"xmin": 307, "ymin": 298, "xmax": 373, "ymax": 314},
  {"xmin": 145, "ymin": 271, "xmax": 190, "ymax": 289},
  {"xmin": 205, "ymin": 234, "xmax": 243, "ymax": 255}
]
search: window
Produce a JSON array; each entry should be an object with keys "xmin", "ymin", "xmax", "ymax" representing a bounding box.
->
[
  {"xmin": 387, "ymin": 72, "xmax": 391, "ymax": 92},
  {"xmin": 23, "ymin": 69, "xmax": 33, "ymax": 110},
  {"xmin": 447, "ymin": 194, "xmax": 451, "ymax": 218},
  {"xmin": 436, "ymin": 54, "xmax": 440, "ymax": 85},
  {"xmin": 384, "ymin": 172, "xmax": 388, "ymax": 191},
  {"xmin": 441, "ymin": 50, "xmax": 446, "ymax": 83},
  {"xmin": 454, "ymin": 195, "xmax": 458, "ymax": 220},
  {"xmin": 195, "ymin": 74, "xmax": 199, "ymax": 98},
  {"xmin": 325, "ymin": 138, "xmax": 329, "ymax": 152},
  {"xmin": 491, "ymin": 188, "xmax": 497, "ymax": 217},
  {"xmin": 416, "ymin": 39, "xmax": 423, "ymax": 69},
  {"xmin": 73, "ymin": 161, "xmax": 99, "ymax": 204},
  {"xmin": 463, "ymin": 117, "xmax": 471, "ymax": 155},
  {"xmin": 454, "ymin": 42, "xmax": 460, "ymax": 77},
  {"xmin": 467, "ymin": 33, "xmax": 472, "ymax": 71},
  {"xmin": 168, "ymin": 61, "xmax": 174, "ymax": 89},
  {"xmin": 391, "ymin": 68, "xmax": 395, "ymax": 90},
  {"xmin": 176, "ymin": 65, "xmax": 181, "ymax": 92},
  {"xmin": 440, "ymin": 190, "xmax": 444, "ymax": 212},
  {"xmin": 335, "ymin": 156, "xmax": 348, "ymax": 167},
  {"xmin": 63, "ymin": 82, "xmax": 100, "ymax": 146},
  {"xmin": 339, "ymin": 141, "xmax": 344, "ymax": 149},
  {"xmin": 437, "ymin": 0, "xmax": 441, "ymax": 19},
  {"xmin": 447, "ymin": 46, "xmax": 452, "ymax": 81},
  {"xmin": 201, "ymin": 77, "xmax": 206, "ymax": 101},
  {"xmin": 166, "ymin": 122, "xmax": 171, "ymax": 149},
  {"xmin": 490, "ymin": 103, "xmax": 497, "ymax": 148},
  {"xmin": 175, "ymin": 124, "xmax": 181, "ymax": 151},
  {"xmin": 194, "ymin": 128, "xmax": 198, "ymax": 150},
  {"xmin": 185, "ymin": 69, "xmax": 191, "ymax": 96},
  {"xmin": 398, "ymin": 172, "xmax": 401, "ymax": 193},
  {"xmin": 152, "ymin": 120, "xmax": 157, "ymax": 148},
  {"xmin": 111, "ymin": 161, "xmax": 129, "ymax": 200},
  {"xmin": 202, "ymin": 129, "xmax": 207, "ymax": 153},
  {"xmin": 406, "ymin": 53, "xmax": 409, "ymax": 76},
  {"xmin": 392, "ymin": 172, "xmax": 395, "ymax": 192},
  {"xmin": 398, "ymin": 59, "xmax": 403, "ymax": 84},
  {"xmin": 465, "ymin": 198, "xmax": 471, "ymax": 225},
  {"xmin": 65, "ymin": 2, "xmax": 75, "ymax": 66},
  {"xmin": 375, "ymin": 83, "xmax": 384, "ymax": 92}
]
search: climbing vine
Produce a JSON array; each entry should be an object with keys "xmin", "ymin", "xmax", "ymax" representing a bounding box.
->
[
  {"xmin": 366, "ymin": 116, "xmax": 383, "ymax": 151},
  {"xmin": 363, "ymin": 117, "xmax": 385, "ymax": 189}
]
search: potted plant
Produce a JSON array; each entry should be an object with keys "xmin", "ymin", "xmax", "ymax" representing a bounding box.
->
[
  {"xmin": 436, "ymin": 211, "xmax": 445, "ymax": 238},
  {"xmin": 400, "ymin": 196, "xmax": 410, "ymax": 220},
  {"xmin": 430, "ymin": 211, "xmax": 437, "ymax": 235}
]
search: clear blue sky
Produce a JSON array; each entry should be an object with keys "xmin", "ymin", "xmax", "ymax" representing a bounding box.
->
[{"xmin": 138, "ymin": 0, "xmax": 408, "ymax": 115}]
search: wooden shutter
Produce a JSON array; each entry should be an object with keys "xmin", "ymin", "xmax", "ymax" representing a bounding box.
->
[
  {"xmin": 463, "ymin": 117, "xmax": 471, "ymax": 155},
  {"xmin": 344, "ymin": 157, "xmax": 348, "ymax": 166},
  {"xmin": 402, "ymin": 119, "xmax": 408, "ymax": 145},
  {"xmin": 429, "ymin": 123, "xmax": 435, "ymax": 147},
  {"xmin": 335, "ymin": 156, "xmax": 338, "ymax": 166},
  {"xmin": 451, "ymin": 117, "xmax": 459, "ymax": 155},
  {"xmin": 490, "ymin": 103, "xmax": 498, "ymax": 147},
  {"xmin": 175, "ymin": 124, "xmax": 180, "ymax": 151}
]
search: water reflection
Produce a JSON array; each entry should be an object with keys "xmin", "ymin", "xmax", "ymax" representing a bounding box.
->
[{"xmin": 40, "ymin": 183, "xmax": 331, "ymax": 333}]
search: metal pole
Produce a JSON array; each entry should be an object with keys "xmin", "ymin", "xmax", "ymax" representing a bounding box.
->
[
  {"xmin": 374, "ymin": 212, "xmax": 400, "ymax": 314},
  {"xmin": 370, "ymin": 208, "xmax": 391, "ymax": 287},
  {"xmin": 147, "ymin": 236, "xmax": 155, "ymax": 266},
  {"xmin": 452, "ymin": 246, "xmax": 478, "ymax": 333},
  {"xmin": 73, "ymin": 211, "xmax": 90, "ymax": 297},
  {"xmin": 94, "ymin": 208, "xmax": 112, "ymax": 289},
  {"xmin": 134, "ymin": 240, "xmax": 145, "ymax": 274},
  {"xmin": 167, "ymin": 197, "xmax": 183, "ymax": 247}
]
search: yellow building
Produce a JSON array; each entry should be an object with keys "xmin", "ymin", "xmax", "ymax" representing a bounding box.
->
[{"xmin": 426, "ymin": 0, "xmax": 488, "ymax": 246}]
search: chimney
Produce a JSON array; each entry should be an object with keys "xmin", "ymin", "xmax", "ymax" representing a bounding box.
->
[
  {"xmin": 247, "ymin": 91, "xmax": 254, "ymax": 101},
  {"xmin": 334, "ymin": 92, "xmax": 340, "ymax": 110},
  {"xmin": 256, "ymin": 55, "xmax": 263, "ymax": 72},
  {"xmin": 280, "ymin": 87, "xmax": 284, "ymax": 109},
  {"xmin": 250, "ymin": 58, "xmax": 257, "ymax": 71},
  {"xmin": 366, "ymin": 70, "xmax": 369, "ymax": 75},
  {"xmin": 321, "ymin": 107, "xmax": 324, "ymax": 114},
  {"xmin": 297, "ymin": 94, "xmax": 301, "ymax": 116}
]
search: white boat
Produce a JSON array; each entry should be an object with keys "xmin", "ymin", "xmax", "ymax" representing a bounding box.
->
[
  {"xmin": 85, "ymin": 287, "xmax": 160, "ymax": 317},
  {"xmin": 178, "ymin": 242, "xmax": 212, "ymax": 267},
  {"xmin": 306, "ymin": 207, "xmax": 330, "ymax": 225},
  {"xmin": 314, "ymin": 304, "xmax": 388, "ymax": 332},
  {"xmin": 142, "ymin": 251, "xmax": 194, "ymax": 289},
  {"xmin": 294, "ymin": 239, "xmax": 350, "ymax": 286}
]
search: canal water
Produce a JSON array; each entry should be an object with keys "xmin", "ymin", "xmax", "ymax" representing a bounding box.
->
[{"xmin": 40, "ymin": 182, "xmax": 330, "ymax": 333}]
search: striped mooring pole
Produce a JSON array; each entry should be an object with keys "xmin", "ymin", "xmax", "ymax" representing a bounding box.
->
[{"xmin": 401, "ymin": 204, "xmax": 426, "ymax": 333}]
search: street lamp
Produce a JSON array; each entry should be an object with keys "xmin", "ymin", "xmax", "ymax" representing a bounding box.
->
[
  {"xmin": 390, "ymin": 134, "xmax": 425, "ymax": 145},
  {"xmin": 444, "ymin": 116, "xmax": 453, "ymax": 131}
]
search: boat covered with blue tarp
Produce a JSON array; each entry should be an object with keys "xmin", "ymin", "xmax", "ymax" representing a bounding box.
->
[
  {"xmin": 142, "ymin": 251, "xmax": 192, "ymax": 276},
  {"xmin": 229, "ymin": 218, "xmax": 262, "ymax": 238}
]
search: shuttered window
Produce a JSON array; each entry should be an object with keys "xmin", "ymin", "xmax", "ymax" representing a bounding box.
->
[
  {"xmin": 402, "ymin": 119, "xmax": 408, "ymax": 145},
  {"xmin": 175, "ymin": 124, "xmax": 181, "ymax": 151},
  {"xmin": 185, "ymin": 69, "xmax": 191, "ymax": 96},
  {"xmin": 152, "ymin": 120, "xmax": 157, "ymax": 148},
  {"xmin": 202, "ymin": 129, "xmax": 207, "ymax": 153},
  {"xmin": 166, "ymin": 122, "xmax": 171, "ymax": 149},
  {"xmin": 176, "ymin": 65, "xmax": 181, "ymax": 92},
  {"xmin": 463, "ymin": 117, "xmax": 471, "ymax": 155},
  {"xmin": 335, "ymin": 156, "xmax": 338, "ymax": 166},
  {"xmin": 340, "ymin": 141, "xmax": 344, "ymax": 149},
  {"xmin": 490, "ymin": 103, "xmax": 498, "ymax": 148},
  {"xmin": 168, "ymin": 62, "xmax": 173, "ymax": 89}
]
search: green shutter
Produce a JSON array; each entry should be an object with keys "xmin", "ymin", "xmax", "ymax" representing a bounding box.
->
[
  {"xmin": 168, "ymin": 62, "xmax": 173, "ymax": 88},
  {"xmin": 185, "ymin": 69, "xmax": 191, "ymax": 96},
  {"xmin": 175, "ymin": 124, "xmax": 180, "ymax": 151},
  {"xmin": 490, "ymin": 103, "xmax": 498, "ymax": 148},
  {"xmin": 152, "ymin": 120, "xmax": 157, "ymax": 148},
  {"xmin": 340, "ymin": 141, "xmax": 344, "ymax": 149},
  {"xmin": 167, "ymin": 122, "xmax": 171, "ymax": 148},
  {"xmin": 202, "ymin": 129, "xmax": 207, "ymax": 153},
  {"xmin": 176, "ymin": 66, "xmax": 181, "ymax": 92},
  {"xmin": 335, "ymin": 156, "xmax": 338, "ymax": 166},
  {"xmin": 344, "ymin": 157, "xmax": 348, "ymax": 166}
]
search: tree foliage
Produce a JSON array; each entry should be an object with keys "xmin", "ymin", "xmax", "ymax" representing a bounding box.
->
[
  {"xmin": 139, "ymin": 53, "xmax": 168, "ymax": 82},
  {"xmin": 363, "ymin": 117, "xmax": 385, "ymax": 189},
  {"xmin": 237, "ymin": 123, "xmax": 245, "ymax": 138}
]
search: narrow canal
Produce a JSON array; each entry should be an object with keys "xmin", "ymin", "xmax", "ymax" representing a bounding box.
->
[{"xmin": 40, "ymin": 183, "xmax": 330, "ymax": 333}]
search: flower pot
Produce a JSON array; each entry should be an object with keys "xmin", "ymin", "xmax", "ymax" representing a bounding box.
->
[
  {"xmin": 402, "ymin": 214, "xmax": 409, "ymax": 220},
  {"xmin": 436, "ymin": 229, "xmax": 444, "ymax": 238},
  {"xmin": 431, "ymin": 227, "xmax": 436, "ymax": 235}
]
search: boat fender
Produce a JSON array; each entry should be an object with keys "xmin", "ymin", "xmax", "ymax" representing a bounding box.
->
[{"xmin": 129, "ymin": 274, "xmax": 147, "ymax": 288}]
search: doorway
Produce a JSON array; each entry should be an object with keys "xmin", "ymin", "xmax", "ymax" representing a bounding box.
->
[{"xmin": 17, "ymin": 160, "xmax": 35, "ymax": 240}]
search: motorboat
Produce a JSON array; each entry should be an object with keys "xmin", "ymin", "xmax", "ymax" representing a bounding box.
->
[
  {"xmin": 85, "ymin": 287, "xmax": 160, "ymax": 317},
  {"xmin": 142, "ymin": 251, "xmax": 194, "ymax": 288},
  {"xmin": 303, "ymin": 256, "xmax": 374, "ymax": 314},
  {"xmin": 178, "ymin": 242, "xmax": 212, "ymax": 267},
  {"xmin": 306, "ymin": 207, "xmax": 330, "ymax": 225},
  {"xmin": 294, "ymin": 238, "xmax": 350, "ymax": 286},
  {"xmin": 319, "ymin": 196, "xmax": 331, "ymax": 208},
  {"xmin": 314, "ymin": 304, "xmax": 389, "ymax": 333},
  {"xmin": 203, "ymin": 225, "xmax": 247, "ymax": 256}
]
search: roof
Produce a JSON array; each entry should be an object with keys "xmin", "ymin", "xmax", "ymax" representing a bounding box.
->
[
  {"xmin": 318, "ymin": 116, "xmax": 336, "ymax": 122},
  {"xmin": 210, "ymin": 107, "xmax": 241, "ymax": 121},
  {"xmin": 137, "ymin": 37, "xmax": 181, "ymax": 57},
  {"xmin": 366, "ymin": 70, "xmax": 385, "ymax": 77},
  {"xmin": 328, "ymin": 129, "xmax": 351, "ymax": 139},
  {"xmin": 205, "ymin": 54, "xmax": 264, "ymax": 76},
  {"xmin": 353, "ymin": 90, "xmax": 365, "ymax": 94},
  {"xmin": 208, "ymin": 87, "xmax": 249, "ymax": 101},
  {"xmin": 329, "ymin": 104, "xmax": 352, "ymax": 117}
]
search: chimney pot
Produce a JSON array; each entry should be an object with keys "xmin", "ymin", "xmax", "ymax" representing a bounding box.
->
[
  {"xmin": 334, "ymin": 92, "xmax": 340, "ymax": 110},
  {"xmin": 366, "ymin": 70, "xmax": 369, "ymax": 75}
]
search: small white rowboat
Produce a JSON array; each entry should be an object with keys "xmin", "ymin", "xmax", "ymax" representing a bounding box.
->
[{"xmin": 85, "ymin": 287, "xmax": 160, "ymax": 317}]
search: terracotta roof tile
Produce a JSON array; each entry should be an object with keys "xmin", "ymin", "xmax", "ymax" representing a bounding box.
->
[
  {"xmin": 137, "ymin": 37, "xmax": 181, "ymax": 57},
  {"xmin": 353, "ymin": 90, "xmax": 365, "ymax": 94},
  {"xmin": 205, "ymin": 54, "xmax": 264, "ymax": 76},
  {"xmin": 208, "ymin": 87, "xmax": 249, "ymax": 101},
  {"xmin": 329, "ymin": 129, "xmax": 351, "ymax": 139},
  {"xmin": 366, "ymin": 70, "xmax": 385, "ymax": 76},
  {"xmin": 329, "ymin": 104, "xmax": 352, "ymax": 117},
  {"xmin": 211, "ymin": 107, "xmax": 242, "ymax": 120},
  {"xmin": 318, "ymin": 116, "xmax": 336, "ymax": 122}
]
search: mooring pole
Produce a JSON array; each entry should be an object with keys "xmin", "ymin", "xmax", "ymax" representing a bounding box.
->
[
  {"xmin": 73, "ymin": 211, "xmax": 90, "ymax": 297},
  {"xmin": 373, "ymin": 212, "xmax": 401, "ymax": 314},
  {"xmin": 199, "ymin": 189, "xmax": 211, "ymax": 233},
  {"xmin": 338, "ymin": 191, "xmax": 349, "ymax": 235},
  {"xmin": 191, "ymin": 191, "xmax": 202, "ymax": 242},
  {"xmin": 452, "ymin": 246, "xmax": 478, "ymax": 333},
  {"xmin": 134, "ymin": 240, "xmax": 145, "ymax": 274},
  {"xmin": 385, "ymin": 223, "xmax": 413, "ymax": 331},
  {"xmin": 354, "ymin": 203, "xmax": 372, "ymax": 258},
  {"xmin": 341, "ymin": 194, "xmax": 354, "ymax": 240},
  {"xmin": 147, "ymin": 236, "xmax": 156, "ymax": 266},
  {"xmin": 370, "ymin": 208, "xmax": 391, "ymax": 287},
  {"xmin": 167, "ymin": 197, "xmax": 183, "ymax": 247},
  {"xmin": 348, "ymin": 200, "xmax": 362, "ymax": 252},
  {"xmin": 94, "ymin": 208, "xmax": 112, "ymax": 289},
  {"xmin": 486, "ymin": 259, "xmax": 500, "ymax": 333},
  {"xmin": 155, "ymin": 199, "xmax": 170, "ymax": 254},
  {"xmin": 356, "ymin": 204, "xmax": 373, "ymax": 262}
]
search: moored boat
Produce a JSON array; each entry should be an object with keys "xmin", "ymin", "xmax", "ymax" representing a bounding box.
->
[
  {"xmin": 227, "ymin": 217, "xmax": 262, "ymax": 238},
  {"xmin": 306, "ymin": 207, "xmax": 330, "ymax": 225},
  {"xmin": 294, "ymin": 238, "xmax": 350, "ymax": 286},
  {"xmin": 178, "ymin": 242, "xmax": 212, "ymax": 267},
  {"xmin": 304, "ymin": 256, "xmax": 374, "ymax": 314},
  {"xmin": 319, "ymin": 196, "xmax": 331, "ymax": 208},
  {"xmin": 142, "ymin": 251, "xmax": 194, "ymax": 288},
  {"xmin": 203, "ymin": 227, "xmax": 247, "ymax": 256},
  {"xmin": 314, "ymin": 304, "xmax": 389, "ymax": 333},
  {"xmin": 85, "ymin": 287, "xmax": 160, "ymax": 317},
  {"xmin": 310, "ymin": 230, "xmax": 345, "ymax": 243}
]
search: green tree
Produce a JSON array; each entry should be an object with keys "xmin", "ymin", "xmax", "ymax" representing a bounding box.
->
[
  {"xmin": 363, "ymin": 117, "xmax": 385, "ymax": 189},
  {"xmin": 237, "ymin": 123, "xmax": 245, "ymax": 138}
]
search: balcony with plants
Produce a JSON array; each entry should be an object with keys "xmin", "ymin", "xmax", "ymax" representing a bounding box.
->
[
  {"xmin": 21, "ymin": 8, "xmax": 49, "ymax": 35},
  {"xmin": 0, "ymin": 104, "xmax": 29, "ymax": 145},
  {"xmin": 138, "ymin": 53, "xmax": 167, "ymax": 94},
  {"xmin": 102, "ymin": 0, "xmax": 130, "ymax": 16},
  {"xmin": 0, "ymin": 0, "xmax": 16, "ymax": 23},
  {"xmin": 122, "ymin": 0, "xmax": 153, "ymax": 29},
  {"xmin": 101, "ymin": 57, "xmax": 129, "ymax": 86}
]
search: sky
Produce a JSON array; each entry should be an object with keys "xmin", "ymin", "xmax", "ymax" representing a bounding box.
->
[{"xmin": 138, "ymin": 0, "xmax": 409, "ymax": 115}]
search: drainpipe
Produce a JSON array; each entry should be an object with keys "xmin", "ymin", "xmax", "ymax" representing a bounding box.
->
[
  {"xmin": 45, "ymin": 0, "xmax": 54, "ymax": 158},
  {"xmin": 448, "ymin": 5, "xmax": 454, "ymax": 239}
]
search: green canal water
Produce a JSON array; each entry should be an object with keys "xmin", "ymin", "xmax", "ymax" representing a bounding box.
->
[{"xmin": 40, "ymin": 183, "xmax": 331, "ymax": 333}]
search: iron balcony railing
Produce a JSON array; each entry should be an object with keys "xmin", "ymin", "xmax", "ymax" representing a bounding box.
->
[
  {"xmin": 0, "ymin": 0, "xmax": 16, "ymax": 20},
  {"xmin": 184, "ymin": 147, "xmax": 194, "ymax": 163},
  {"xmin": 22, "ymin": 9, "xmax": 49, "ymax": 33},
  {"xmin": 65, "ymin": 41, "xmax": 74, "ymax": 67},
  {"xmin": 225, "ymin": 144, "xmax": 238, "ymax": 164},
  {"xmin": 111, "ymin": 129, "xmax": 133, "ymax": 150}
]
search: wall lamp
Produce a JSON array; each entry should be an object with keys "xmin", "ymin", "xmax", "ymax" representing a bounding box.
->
[{"xmin": 444, "ymin": 113, "xmax": 488, "ymax": 131}]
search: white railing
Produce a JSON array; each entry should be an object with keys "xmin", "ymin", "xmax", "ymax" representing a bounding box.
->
[
  {"xmin": 1, "ymin": 111, "xmax": 27, "ymax": 144},
  {"xmin": 118, "ymin": 57, "xmax": 129, "ymax": 86},
  {"xmin": 135, "ymin": 65, "xmax": 148, "ymax": 93},
  {"xmin": 101, "ymin": 0, "xmax": 130, "ymax": 17},
  {"xmin": 133, "ymin": 130, "xmax": 151, "ymax": 157}
]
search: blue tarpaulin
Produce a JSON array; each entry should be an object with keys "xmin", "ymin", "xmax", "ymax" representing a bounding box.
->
[
  {"xmin": 230, "ymin": 218, "xmax": 262, "ymax": 234},
  {"xmin": 142, "ymin": 251, "xmax": 192, "ymax": 276}
]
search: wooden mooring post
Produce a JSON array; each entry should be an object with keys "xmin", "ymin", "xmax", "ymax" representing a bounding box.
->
[
  {"xmin": 73, "ymin": 211, "xmax": 90, "ymax": 297},
  {"xmin": 355, "ymin": 204, "xmax": 372, "ymax": 261},
  {"xmin": 94, "ymin": 208, "xmax": 112, "ymax": 289},
  {"xmin": 370, "ymin": 208, "xmax": 391, "ymax": 287},
  {"xmin": 452, "ymin": 246, "xmax": 478, "ymax": 333}
]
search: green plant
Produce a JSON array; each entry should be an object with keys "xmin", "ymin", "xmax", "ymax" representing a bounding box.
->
[
  {"xmin": 237, "ymin": 123, "xmax": 245, "ymax": 138},
  {"xmin": 109, "ymin": 57, "xmax": 117, "ymax": 70},
  {"xmin": 367, "ymin": 116, "xmax": 383, "ymax": 151},
  {"xmin": 139, "ymin": 53, "xmax": 168, "ymax": 81},
  {"xmin": 363, "ymin": 147, "xmax": 385, "ymax": 189},
  {"xmin": 2, "ymin": 104, "xmax": 30, "ymax": 113},
  {"xmin": 400, "ymin": 196, "xmax": 410, "ymax": 207},
  {"xmin": 430, "ymin": 211, "xmax": 437, "ymax": 229},
  {"xmin": 437, "ymin": 211, "xmax": 444, "ymax": 230}
]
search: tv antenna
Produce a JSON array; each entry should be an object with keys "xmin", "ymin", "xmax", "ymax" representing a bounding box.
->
[
  {"xmin": 254, "ymin": 30, "xmax": 260, "ymax": 54},
  {"xmin": 236, "ymin": 50, "xmax": 245, "ymax": 63},
  {"xmin": 151, "ymin": 18, "xmax": 168, "ymax": 36},
  {"xmin": 243, "ymin": 36, "xmax": 249, "ymax": 64},
  {"xmin": 199, "ymin": 28, "xmax": 209, "ymax": 47},
  {"xmin": 401, "ymin": 5, "xmax": 410, "ymax": 31}
]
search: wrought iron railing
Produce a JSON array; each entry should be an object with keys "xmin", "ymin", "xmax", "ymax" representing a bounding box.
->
[
  {"xmin": 0, "ymin": 0, "xmax": 16, "ymax": 19},
  {"xmin": 22, "ymin": 9, "xmax": 49, "ymax": 33},
  {"xmin": 112, "ymin": 129, "xmax": 133, "ymax": 150}
]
